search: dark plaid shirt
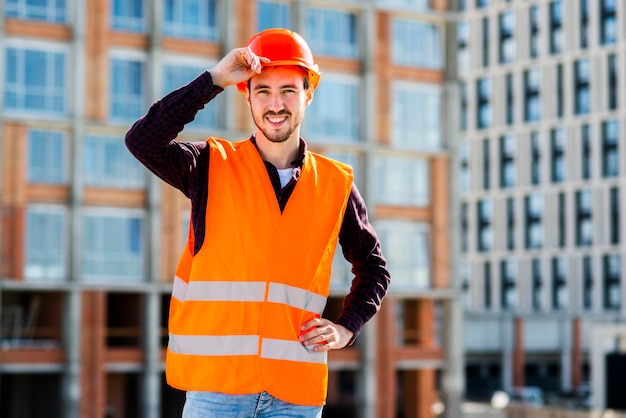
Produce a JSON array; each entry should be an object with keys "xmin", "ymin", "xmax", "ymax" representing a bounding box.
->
[{"xmin": 125, "ymin": 71, "xmax": 390, "ymax": 342}]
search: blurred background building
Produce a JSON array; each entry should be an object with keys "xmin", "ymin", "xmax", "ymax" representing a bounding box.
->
[
  {"xmin": 0, "ymin": 0, "xmax": 461, "ymax": 417},
  {"xmin": 457, "ymin": 0, "xmax": 626, "ymax": 407}
]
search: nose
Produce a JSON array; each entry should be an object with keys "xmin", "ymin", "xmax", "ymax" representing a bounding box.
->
[{"xmin": 267, "ymin": 92, "xmax": 285, "ymax": 112}]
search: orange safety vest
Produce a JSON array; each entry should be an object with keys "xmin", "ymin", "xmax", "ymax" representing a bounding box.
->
[{"xmin": 166, "ymin": 138, "xmax": 353, "ymax": 406}]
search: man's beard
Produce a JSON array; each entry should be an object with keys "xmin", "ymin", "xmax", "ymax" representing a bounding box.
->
[{"xmin": 252, "ymin": 110, "xmax": 302, "ymax": 143}]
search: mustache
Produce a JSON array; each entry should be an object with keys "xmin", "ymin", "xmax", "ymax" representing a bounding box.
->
[{"xmin": 264, "ymin": 110, "xmax": 290, "ymax": 118}]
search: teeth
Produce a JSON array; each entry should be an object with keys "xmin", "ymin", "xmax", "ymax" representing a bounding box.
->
[{"xmin": 268, "ymin": 117, "xmax": 286, "ymax": 123}]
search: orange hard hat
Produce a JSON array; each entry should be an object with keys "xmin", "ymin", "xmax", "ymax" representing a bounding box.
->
[{"xmin": 236, "ymin": 28, "xmax": 321, "ymax": 93}]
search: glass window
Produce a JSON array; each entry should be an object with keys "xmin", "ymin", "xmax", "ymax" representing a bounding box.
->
[
  {"xmin": 607, "ymin": 54, "xmax": 618, "ymax": 110},
  {"xmin": 582, "ymin": 256, "xmax": 593, "ymax": 310},
  {"xmin": 506, "ymin": 197, "xmax": 515, "ymax": 250},
  {"xmin": 459, "ymin": 140, "xmax": 470, "ymax": 194},
  {"xmin": 377, "ymin": 0, "xmax": 429, "ymax": 10},
  {"xmin": 532, "ymin": 259, "xmax": 543, "ymax": 310},
  {"xmin": 530, "ymin": 132, "xmax": 541, "ymax": 185},
  {"xmin": 581, "ymin": 124, "xmax": 591, "ymax": 180},
  {"xmin": 25, "ymin": 206, "xmax": 67, "ymax": 281},
  {"xmin": 556, "ymin": 64, "xmax": 564, "ymax": 118},
  {"xmin": 482, "ymin": 138, "xmax": 490, "ymax": 190},
  {"xmin": 600, "ymin": 0, "xmax": 617, "ymax": 45},
  {"xmin": 393, "ymin": 19, "xmax": 442, "ymax": 69},
  {"xmin": 558, "ymin": 192, "xmax": 566, "ymax": 248},
  {"xmin": 610, "ymin": 187, "xmax": 620, "ymax": 245},
  {"xmin": 477, "ymin": 199, "xmax": 493, "ymax": 252},
  {"xmin": 374, "ymin": 156, "xmax": 429, "ymax": 206},
  {"xmin": 110, "ymin": 58, "xmax": 144, "ymax": 122},
  {"xmin": 28, "ymin": 129, "xmax": 66, "ymax": 183},
  {"xmin": 602, "ymin": 120, "xmax": 619, "ymax": 178},
  {"xmin": 84, "ymin": 135, "xmax": 146, "ymax": 188},
  {"xmin": 477, "ymin": 0, "xmax": 490, "ymax": 9},
  {"xmin": 392, "ymin": 83, "xmax": 441, "ymax": 151},
  {"xmin": 457, "ymin": 22, "xmax": 469, "ymax": 74},
  {"xmin": 111, "ymin": 0, "xmax": 145, "ymax": 32},
  {"xmin": 552, "ymin": 256, "xmax": 568, "ymax": 310},
  {"xmin": 257, "ymin": 1, "xmax": 291, "ymax": 31},
  {"xmin": 525, "ymin": 193, "xmax": 543, "ymax": 249},
  {"xmin": 6, "ymin": 0, "xmax": 66, "ymax": 22},
  {"xmin": 163, "ymin": 63, "xmax": 222, "ymax": 130},
  {"xmin": 82, "ymin": 212, "xmax": 145, "ymax": 282},
  {"xmin": 524, "ymin": 68, "xmax": 541, "ymax": 122},
  {"xmin": 5, "ymin": 46, "xmax": 67, "ymax": 116},
  {"xmin": 498, "ymin": 11, "xmax": 515, "ymax": 64},
  {"xmin": 500, "ymin": 259, "xmax": 517, "ymax": 309},
  {"xmin": 551, "ymin": 127, "xmax": 565, "ymax": 183},
  {"xmin": 575, "ymin": 189, "xmax": 593, "ymax": 247},
  {"xmin": 580, "ymin": 0, "xmax": 589, "ymax": 48},
  {"xmin": 461, "ymin": 262, "xmax": 470, "ymax": 308},
  {"xmin": 460, "ymin": 82, "xmax": 468, "ymax": 131},
  {"xmin": 304, "ymin": 77, "xmax": 359, "ymax": 142},
  {"xmin": 476, "ymin": 77, "xmax": 491, "ymax": 129},
  {"xmin": 505, "ymin": 73, "xmax": 514, "ymax": 125},
  {"xmin": 484, "ymin": 261, "xmax": 492, "ymax": 309},
  {"xmin": 500, "ymin": 134, "xmax": 516, "ymax": 188},
  {"xmin": 376, "ymin": 221, "xmax": 430, "ymax": 289},
  {"xmin": 306, "ymin": 7, "xmax": 357, "ymax": 58},
  {"xmin": 549, "ymin": 1, "xmax": 563, "ymax": 54},
  {"xmin": 164, "ymin": 0, "xmax": 217, "ymax": 40},
  {"xmin": 461, "ymin": 202, "xmax": 469, "ymax": 253},
  {"xmin": 481, "ymin": 17, "xmax": 489, "ymax": 67},
  {"xmin": 529, "ymin": 6, "xmax": 540, "ymax": 58},
  {"xmin": 603, "ymin": 254, "xmax": 620, "ymax": 309},
  {"xmin": 574, "ymin": 59, "xmax": 590, "ymax": 115}
]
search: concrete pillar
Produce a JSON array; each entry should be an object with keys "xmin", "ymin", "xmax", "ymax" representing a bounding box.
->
[{"xmin": 442, "ymin": 298, "xmax": 464, "ymax": 418}]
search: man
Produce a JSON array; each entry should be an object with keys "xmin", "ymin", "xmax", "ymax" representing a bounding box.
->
[{"xmin": 126, "ymin": 28, "xmax": 390, "ymax": 418}]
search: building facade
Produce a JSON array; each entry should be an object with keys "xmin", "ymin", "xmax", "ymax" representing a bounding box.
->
[
  {"xmin": 0, "ymin": 1, "xmax": 460, "ymax": 417},
  {"xmin": 457, "ymin": 0, "xmax": 626, "ymax": 402}
]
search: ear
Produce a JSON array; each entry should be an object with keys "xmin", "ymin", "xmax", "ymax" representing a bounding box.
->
[{"xmin": 305, "ymin": 87, "xmax": 314, "ymax": 106}]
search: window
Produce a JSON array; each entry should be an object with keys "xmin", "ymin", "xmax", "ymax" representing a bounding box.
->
[
  {"xmin": 28, "ymin": 129, "xmax": 66, "ymax": 183},
  {"xmin": 481, "ymin": 17, "xmax": 489, "ymax": 67},
  {"xmin": 82, "ymin": 212, "xmax": 145, "ymax": 282},
  {"xmin": 304, "ymin": 77, "xmax": 359, "ymax": 142},
  {"xmin": 6, "ymin": 0, "xmax": 66, "ymax": 22},
  {"xmin": 110, "ymin": 57, "xmax": 144, "ymax": 122},
  {"xmin": 505, "ymin": 73, "xmax": 514, "ymax": 125},
  {"xmin": 556, "ymin": 64, "xmax": 563, "ymax": 118},
  {"xmin": 506, "ymin": 197, "xmax": 515, "ymax": 250},
  {"xmin": 84, "ymin": 135, "xmax": 146, "ymax": 188},
  {"xmin": 607, "ymin": 54, "xmax": 618, "ymax": 110},
  {"xmin": 482, "ymin": 138, "xmax": 490, "ymax": 190},
  {"xmin": 500, "ymin": 134, "xmax": 515, "ymax": 188},
  {"xmin": 477, "ymin": 77, "xmax": 491, "ymax": 129},
  {"xmin": 461, "ymin": 262, "xmax": 470, "ymax": 308},
  {"xmin": 602, "ymin": 120, "xmax": 619, "ymax": 177},
  {"xmin": 581, "ymin": 124, "xmax": 591, "ymax": 180},
  {"xmin": 376, "ymin": 221, "xmax": 430, "ymax": 289},
  {"xmin": 25, "ymin": 206, "xmax": 67, "ymax": 281},
  {"xmin": 393, "ymin": 19, "xmax": 442, "ymax": 69},
  {"xmin": 461, "ymin": 202, "xmax": 469, "ymax": 253},
  {"xmin": 575, "ymin": 189, "xmax": 593, "ymax": 247},
  {"xmin": 574, "ymin": 59, "xmax": 590, "ymax": 115},
  {"xmin": 552, "ymin": 257, "xmax": 568, "ymax": 309},
  {"xmin": 525, "ymin": 194, "xmax": 543, "ymax": 249},
  {"xmin": 111, "ymin": 0, "xmax": 145, "ymax": 32},
  {"xmin": 306, "ymin": 7, "xmax": 357, "ymax": 58},
  {"xmin": 458, "ymin": 22, "xmax": 469, "ymax": 74},
  {"xmin": 460, "ymin": 140, "xmax": 470, "ymax": 193},
  {"xmin": 549, "ymin": 1, "xmax": 563, "ymax": 54},
  {"xmin": 532, "ymin": 259, "xmax": 543, "ymax": 310},
  {"xmin": 5, "ymin": 45, "xmax": 67, "ymax": 116},
  {"xmin": 477, "ymin": 199, "xmax": 493, "ymax": 252},
  {"xmin": 164, "ymin": 0, "xmax": 217, "ymax": 40},
  {"xmin": 582, "ymin": 256, "xmax": 593, "ymax": 310},
  {"xmin": 163, "ymin": 63, "xmax": 222, "ymax": 130},
  {"xmin": 258, "ymin": 1, "xmax": 291, "ymax": 31},
  {"xmin": 498, "ymin": 11, "xmax": 515, "ymax": 64},
  {"xmin": 609, "ymin": 187, "xmax": 620, "ymax": 245},
  {"xmin": 603, "ymin": 254, "xmax": 620, "ymax": 309},
  {"xmin": 377, "ymin": 0, "xmax": 429, "ymax": 10},
  {"xmin": 500, "ymin": 259, "xmax": 517, "ymax": 309},
  {"xmin": 374, "ymin": 157, "xmax": 429, "ymax": 206},
  {"xmin": 558, "ymin": 192, "xmax": 566, "ymax": 248},
  {"xmin": 460, "ymin": 82, "xmax": 468, "ymax": 131},
  {"xmin": 580, "ymin": 0, "xmax": 589, "ymax": 48},
  {"xmin": 529, "ymin": 6, "xmax": 540, "ymax": 58},
  {"xmin": 551, "ymin": 127, "xmax": 565, "ymax": 183},
  {"xmin": 530, "ymin": 132, "xmax": 541, "ymax": 185},
  {"xmin": 523, "ymin": 68, "xmax": 540, "ymax": 122},
  {"xmin": 484, "ymin": 261, "xmax": 492, "ymax": 309},
  {"xmin": 600, "ymin": 0, "xmax": 617, "ymax": 45},
  {"xmin": 392, "ymin": 83, "xmax": 441, "ymax": 151},
  {"xmin": 477, "ymin": 0, "xmax": 490, "ymax": 9}
]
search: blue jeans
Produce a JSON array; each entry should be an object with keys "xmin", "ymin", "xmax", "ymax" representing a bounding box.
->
[{"xmin": 182, "ymin": 391, "xmax": 324, "ymax": 418}]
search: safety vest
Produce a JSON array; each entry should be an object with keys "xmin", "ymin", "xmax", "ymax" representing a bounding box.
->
[{"xmin": 166, "ymin": 138, "xmax": 353, "ymax": 406}]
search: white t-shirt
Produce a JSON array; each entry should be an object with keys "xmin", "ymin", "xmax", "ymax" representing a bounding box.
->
[{"xmin": 277, "ymin": 168, "xmax": 293, "ymax": 188}]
